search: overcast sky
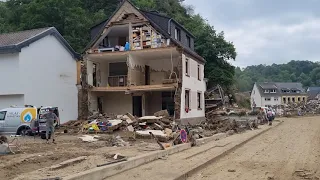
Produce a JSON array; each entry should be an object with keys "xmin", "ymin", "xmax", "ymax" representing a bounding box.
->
[{"xmin": 184, "ymin": 0, "xmax": 320, "ymax": 67}]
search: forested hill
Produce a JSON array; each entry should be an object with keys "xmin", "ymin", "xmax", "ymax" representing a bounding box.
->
[
  {"xmin": 0, "ymin": 0, "xmax": 237, "ymax": 89},
  {"xmin": 234, "ymin": 60, "xmax": 320, "ymax": 92}
]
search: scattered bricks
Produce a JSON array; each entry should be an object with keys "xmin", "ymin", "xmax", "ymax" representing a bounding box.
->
[{"xmin": 49, "ymin": 156, "xmax": 87, "ymax": 170}]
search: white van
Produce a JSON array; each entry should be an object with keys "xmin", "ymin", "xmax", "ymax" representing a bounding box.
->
[
  {"xmin": 0, "ymin": 105, "xmax": 38, "ymax": 135},
  {"xmin": 0, "ymin": 105, "xmax": 60, "ymax": 136}
]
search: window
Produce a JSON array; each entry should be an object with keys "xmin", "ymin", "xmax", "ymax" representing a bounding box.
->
[
  {"xmin": 283, "ymin": 97, "xmax": 286, "ymax": 103},
  {"xmin": 197, "ymin": 64, "xmax": 201, "ymax": 80},
  {"xmin": 186, "ymin": 35, "xmax": 191, "ymax": 47},
  {"xmin": 270, "ymin": 89, "xmax": 276, "ymax": 93},
  {"xmin": 292, "ymin": 97, "xmax": 295, "ymax": 102},
  {"xmin": 303, "ymin": 97, "xmax": 305, "ymax": 101},
  {"xmin": 185, "ymin": 58, "xmax": 189, "ymax": 76},
  {"xmin": 264, "ymin": 90, "xmax": 269, "ymax": 93},
  {"xmin": 298, "ymin": 97, "xmax": 301, "ymax": 102},
  {"xmin": 197, "ymin": 92, "xmax": 202, "ymax": 109},
  {"xmin": 0, "ymin": 111, "xmax": 6, "ymax": 120},
  {"xmin": 274, "ymin": 98, "xmax": 278, "ymax": 101},
  {"xmin": 185, "ymin": 89, "xmax": 190, "ymax": 110},
  {"xmin": 175, "ymin": 28, "xmax": 181, "ymax": 41},
  {"xmin": 265, "ymin": 98, "xmax": 271, "ymax": 101},
  {"xmin": 288, "ymin": 97, "xmax": 291, "ymax": 102}
]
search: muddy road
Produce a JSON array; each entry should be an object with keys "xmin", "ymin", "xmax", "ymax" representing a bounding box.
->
[{"xmin": 189, "ymin": 116, "xmax": 320, "ymax": 180}]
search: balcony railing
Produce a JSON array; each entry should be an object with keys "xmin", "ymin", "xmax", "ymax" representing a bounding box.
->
[{"xmin": 108, "ymin": 75, "xmax": 127, "ymax": 87}]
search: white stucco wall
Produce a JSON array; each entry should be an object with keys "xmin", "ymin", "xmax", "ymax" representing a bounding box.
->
[
  {"xmin": 0, "ymin": 53, "xmax": 23, "ymax": 95},
  {"xmin": 251, "ymin": 84, "xmax": 262, "ymax": 108},
  {"xmin": 19, "ymin": 35, "xmax": 78, "ymax": 123},
  {"xmin": 260, "ymin": 96, "xmax": 281, "ymax": 107},
  {"xmin": 180, "ymin": 54, "xmax": 206, "ymax": 119},
  {"xmin": 251, "ymin": 83, "xmax": 281, "ymax": 108}
]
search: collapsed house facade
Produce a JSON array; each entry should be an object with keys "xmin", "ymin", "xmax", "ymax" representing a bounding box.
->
[
  {"xmin": 80, "ymin": 0, "xmax": 206, "ymax": 124},
  {"xmin": 251, "ymin": 82, "xmax": 307, "ymax": 108}
]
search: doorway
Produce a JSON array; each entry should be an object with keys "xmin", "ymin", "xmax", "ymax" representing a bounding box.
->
[
  {"xmin": 132, "ymin": 96, "xmax": 142, "ymax": 117},
  {"xmin": 145, "ymin": 65, "xmax": 150, "ymax": 85},
  {"xmin": 97, "ymin": 97, "xmax": 103, "ymax": 113}
]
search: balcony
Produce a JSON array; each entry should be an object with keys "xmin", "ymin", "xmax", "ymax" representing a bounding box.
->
[{"xmin": 108, "ymin": 75, "xmax": 127, "ymax": 87}]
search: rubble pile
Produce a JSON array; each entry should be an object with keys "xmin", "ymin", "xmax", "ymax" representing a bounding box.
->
[
  {"xmin": 202, "ymin": 108, "xmax": 259, "ymax": 136},
  {"xmin": 275, "ymin": 100, "xmax": 320, "ymax": 117}
]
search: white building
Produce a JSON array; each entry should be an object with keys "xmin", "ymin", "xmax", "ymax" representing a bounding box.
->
[
  {"xmin": 0, "ymin": 27, "xmax": 80, "ymax": 123},
  {"xmin": 80, "ymin": 0, "xmax": 206, "ymax": 124},
  {"xmin": 251, "ymin": 82, "xmax": 307, "ymax": 108}
]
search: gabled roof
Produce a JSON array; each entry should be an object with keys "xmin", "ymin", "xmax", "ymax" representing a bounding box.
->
[
  {"xmin": 86, "ymin": 0, "xmax": 204, "ymax": 62},
  {"xmin": 0, "ymin": 27, "xmax": 80, "ymax": 59},
  {"xmin": 255, "ymin": 82, "xmax": 306, "ymax": 97},
  {"xmin": 140, "ymin": 10, "xmax": 196, "ymax": 38},
  {"xmin": 307, "ymin": 87, "xmax": 320, "ymax": 99}
]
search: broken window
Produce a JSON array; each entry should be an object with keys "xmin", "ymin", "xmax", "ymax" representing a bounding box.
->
[
  {"xmin": 185, "ymin": 58, "xmax": 189, "ymax": 76},
  {"xmin": 197, "ymin": 64, "xmax": 201, "ymax": 80},
  {"xmin": 186, "ymin": 35, "xmax": 191, "ymax": 47},
  {"xmin": 185, "ymin": 89, "xmax": 190, "ymax": 110},
  {"xmin": 175, "ymin": 28, "xmax": 181, "ymax": 41},
  {"xmin": 197, "ymin": 92, "xmax": 202, "ymax": 109}
]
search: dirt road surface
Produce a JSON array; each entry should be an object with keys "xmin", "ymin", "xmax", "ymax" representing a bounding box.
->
[{"xmin": 189, "ymin": 116, "xmax": 320, "ymax": 180}]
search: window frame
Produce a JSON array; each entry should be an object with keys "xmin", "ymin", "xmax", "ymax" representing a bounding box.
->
[
  {"xmin": 0, "ymin": 111, "xmax": 6, "ymax": 121},
  {"xmin": 186, "ymin": 35, "xmax": 191, "ymax": 47},
  {"xmin": 185, "ymin": 89, "xmax": 190, "ymax": 110},
  {"xmin": 197, "ymin": 64, "xmax": 201, "ymax": 81},
  {"xmin": 185, "ymin": 58, "xmax": 190, "ymax": 76},
  {"xmin": 175, "ymin": 28, "xmax": 181, "ymax": 41},
  {"xmin": 265, "ymin": 97, "xmax": 271, "ymax": 101},
  {"xmin": 197, "ymin": 91, "xmax": 202, "ymax": 110}
]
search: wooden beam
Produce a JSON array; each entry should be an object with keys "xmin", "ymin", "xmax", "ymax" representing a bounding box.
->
[{"xmin": 76, "ymin": 61, "xmax": 81, "ymax": 85}]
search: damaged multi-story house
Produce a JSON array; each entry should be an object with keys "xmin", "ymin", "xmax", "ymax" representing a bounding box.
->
[{"xmin": 80, "ymin": 0, "xmax": 206, "ymax": 124}]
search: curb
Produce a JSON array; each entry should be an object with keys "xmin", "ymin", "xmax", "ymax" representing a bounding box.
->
[
  {"xmin": 63, "ymin": 143, "xmax": 191, "ymax": 180},
  {"xmin": 195, "ymin": 133, "xmax": 227, "ymax": 146},
  {"xmin": 173, "ymin": 121, "xmax": 284, "ymax": 180},
  {"xmin": 63, "ymin": 132, "xmax": 230, "ymax": 180}
]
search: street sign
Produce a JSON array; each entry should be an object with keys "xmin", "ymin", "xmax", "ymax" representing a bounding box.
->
[{"xmin": 180, "ymin": 129, "xmax": 187, "ymax": 143}]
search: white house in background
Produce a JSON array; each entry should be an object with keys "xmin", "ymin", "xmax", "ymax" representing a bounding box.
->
[
  {"xmin": 251, "ymin": 82, "xmax": 307, "ymax": 108},
  {"xmin": 0, "ymin": 27, "xmax": 80, "ymax": 123}
]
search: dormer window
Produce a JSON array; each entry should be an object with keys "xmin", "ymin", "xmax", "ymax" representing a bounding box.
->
[
  {"xmin": 270, "ymin": 89, "xmax": 276, "ymax": 93},
  {"xmin": 175, "ymin": 28, "xmax": 181, "ymax": 41},
  {"xmin": 264, "ymin": 90, "xmax": 269, "ymax": 93}
]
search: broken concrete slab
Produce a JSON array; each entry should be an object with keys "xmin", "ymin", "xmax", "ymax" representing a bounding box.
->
[
  {"xmin": 154, "ymin": 110, "xmax": 169, "ymax": 118},
  {"xmin": 49, "ymin": 156, "xmax": 87, "ymax": 170},
  {"xmin": 136, "ymin": 130, "xmax": 169, "ymax": 142},
  {"xmin": 138, "ymin": 116, "xmax": 163, "ymax": 123}
]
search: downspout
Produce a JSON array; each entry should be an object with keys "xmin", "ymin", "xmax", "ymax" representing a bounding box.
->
[{"xmin": 168, "ymin": 18, "xmax": 173, "ymax": 35}]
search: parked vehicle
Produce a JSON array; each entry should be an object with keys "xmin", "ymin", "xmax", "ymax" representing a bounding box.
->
[
  {"xmin": 0, "ymin": 105, "xmax": 60, "ymax": 137},
  {"xmin": 0, "ymin": 105, "xmax": 38, "ymax": 135}
]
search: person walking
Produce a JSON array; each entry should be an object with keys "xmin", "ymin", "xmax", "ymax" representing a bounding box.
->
[
  {"xmin": 42, "ymin": 108, "xmax": 60, "ymax": 144},
  {"xmin": 267, "ymin": 108, "xmax": 273, "ymax": 126}
]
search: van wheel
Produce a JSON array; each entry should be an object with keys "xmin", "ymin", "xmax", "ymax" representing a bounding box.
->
[{"xmin": 17, "ymin": 126, "xmax": 30, "ymax": 136}]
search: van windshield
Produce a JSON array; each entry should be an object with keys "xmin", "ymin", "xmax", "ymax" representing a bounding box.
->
[{"xmin": 0, "ymin": 111, "xmax": 6, "ymax": 120}]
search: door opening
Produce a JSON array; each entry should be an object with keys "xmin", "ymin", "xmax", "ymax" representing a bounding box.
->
[
  {"xmin": 145, "ymin": 65, "xmax": 150, "ymax": 85},
  {"xmin": 97, "ymin": 97, "xmax": 103, "ymax": 113},
  {"xmin": 132, "ymin": 96, "xmax": 142, "ymax": 117},
  {"xmin": 93, "ymin": 63, "xmax": 97, "ymax": 87}
]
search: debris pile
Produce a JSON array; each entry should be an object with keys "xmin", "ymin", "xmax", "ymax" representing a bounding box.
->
[{"xmin": 273, "ymin": 100, "xmax": 320, "ymax": 117}]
